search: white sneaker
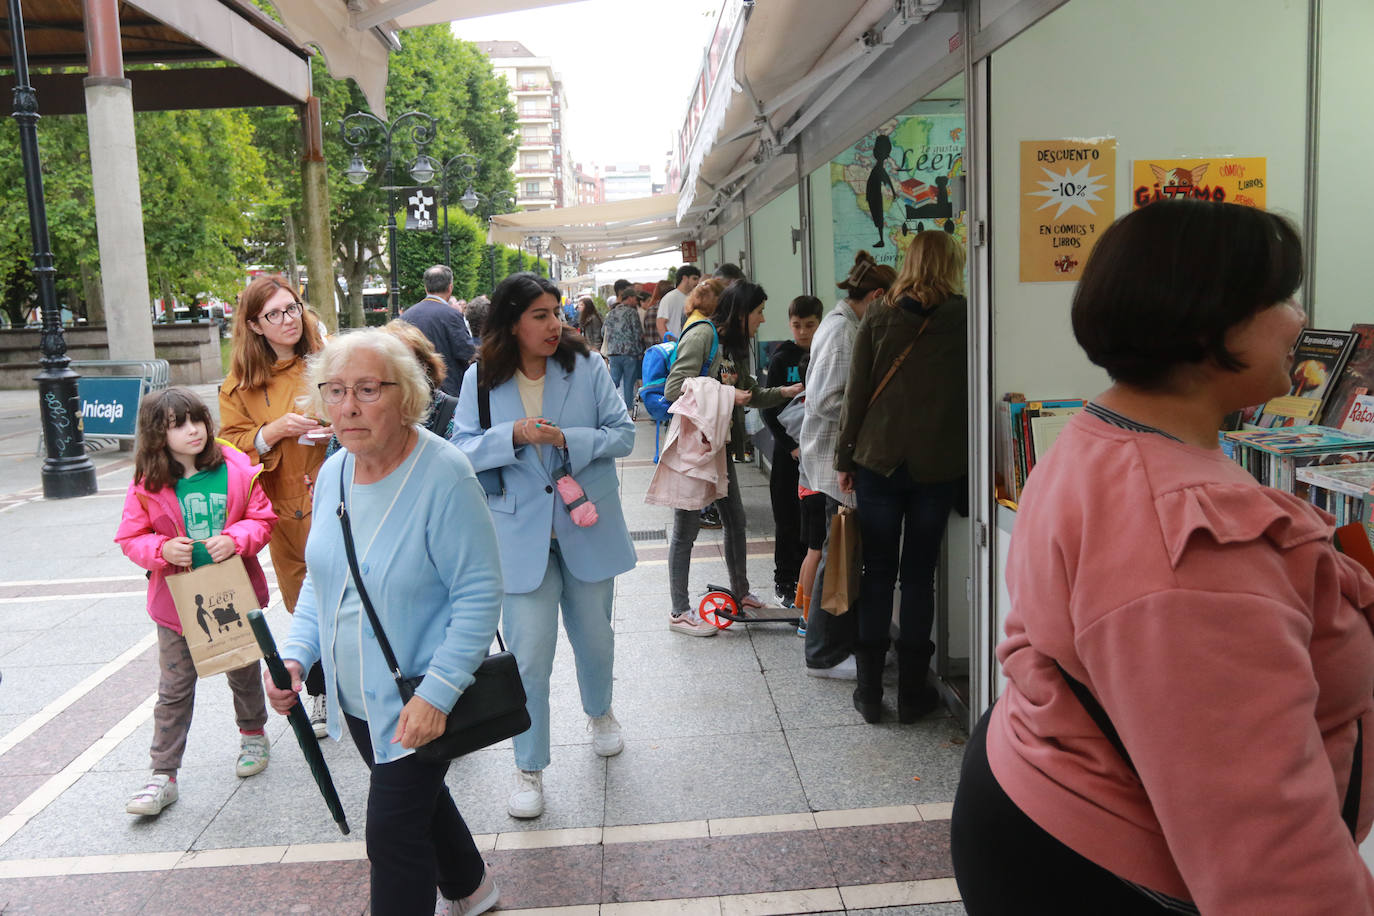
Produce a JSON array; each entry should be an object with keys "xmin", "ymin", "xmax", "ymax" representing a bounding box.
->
[
  {"xmin": 439, "ymin": 868, "xmax": 501, "ymax": 916},
  {"xmin": 589, "ymin": 710, "xmax": 624, "ymax": 757},
  {"xmin": 806, "ymin": 655, "xmax": 858, "ymax": 680},
  {"xmin": 235, "ymin": 734, "xmax": 270, "ymax": 778},
  {"xmin": 669, "ymin": 610, "xmax": 718, "ymax": 637},
  {"xmin": 309, "ymin": 694, "xmax": 328, "ymax": 738},
  {"xmin": 507, "ymin": 769, "xmax": 544, "ymax": 819},
  {"xmin": 126, "ymin": 773, "xmax": 178, "ymax": 816}
]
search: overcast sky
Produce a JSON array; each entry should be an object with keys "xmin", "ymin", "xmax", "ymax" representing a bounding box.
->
[{"xmin": 453, "ymin": 0, "xmax": 723, "ymax": 181}]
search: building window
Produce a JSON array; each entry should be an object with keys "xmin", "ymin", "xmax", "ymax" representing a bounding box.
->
[{"xmin": 524, "ymin": 181, "xmax": 541, "ymax": 196}]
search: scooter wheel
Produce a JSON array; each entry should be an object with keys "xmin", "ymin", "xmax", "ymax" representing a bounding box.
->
[{"xmin": 698, "ymin": 591, "xmax": 737, "ymax": 629}]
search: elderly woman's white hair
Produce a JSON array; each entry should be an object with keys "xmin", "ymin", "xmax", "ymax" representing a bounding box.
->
[{"xmin": 307, "ymin": 328, "xmax": 431, "ymax": 427}]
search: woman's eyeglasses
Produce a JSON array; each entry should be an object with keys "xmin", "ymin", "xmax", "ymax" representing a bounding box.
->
[
  {"xmin": 258, "ymin": 302, "xmax": 303, "ymax": 325},
  {"xmin": 317, "ymin": 379, "xmax": 397, "ymax": 404}
]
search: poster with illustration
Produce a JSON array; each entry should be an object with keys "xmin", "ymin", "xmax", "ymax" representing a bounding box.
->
[
  {"xmin": 1130, "ymin": 157, "xmax": 1266, "ymax": 209},
  {"xmin": 830, "ymin": 111, "xmax": 966, "ymax": 280},
  {"xmin": 1019, "ymin": 138, "xmax": 1117, "ymax": 283}
]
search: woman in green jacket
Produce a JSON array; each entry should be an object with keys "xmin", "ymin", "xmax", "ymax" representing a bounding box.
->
[
  {"xmin": 664, "ymin": 280, "xmax": 803, "ymax": 636},
  {"xmin": 836, "ymin": 231, "xmax": 968, "ymax": 723}
]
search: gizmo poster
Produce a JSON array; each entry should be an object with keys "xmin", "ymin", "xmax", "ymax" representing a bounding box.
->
[
  {"xmin": 830, "ymin": 110, "xmax": 967, "ymax": 281},
  {"xmin": 1019, "ymin": 138, "xmax": 1117, "ymax": 283},
  {"xmin": 1130, "ymin": 157, "xmax": 1266, "ymax": 210}
]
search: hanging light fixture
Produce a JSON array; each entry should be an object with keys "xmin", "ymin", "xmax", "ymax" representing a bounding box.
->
[
  {"xmin": 409, "ymin": 154, "xmax": 438, "ymax": 185},
  {"xmin": 344, "ymin": 154, "xmax": 371, "ymax": 185},
  {"xmin": 459, "ymin": 186, "xmax": 480, "ymax": 212}
]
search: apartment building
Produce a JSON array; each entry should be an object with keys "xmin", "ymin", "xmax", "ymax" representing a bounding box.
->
[
  {"xmin": 574, "ymin": 162, "xmax": 604, "ymax": 206},
  {"xmin": 477, "ymin": 41, "xmax": 576, "ymax": 212},
  {"xmin": 601, "ymin": 163, "xmax": 654, "ymax": 202}
]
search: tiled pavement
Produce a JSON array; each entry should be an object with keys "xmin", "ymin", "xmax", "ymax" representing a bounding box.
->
[{"xmin": 0, "ymin": 387, "xmax": 967, "ymax": 914}]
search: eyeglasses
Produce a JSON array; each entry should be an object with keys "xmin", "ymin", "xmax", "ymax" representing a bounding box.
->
[
  {"xmin": 258, "ymin": 302, "xmax": 303, "ymax": 325},
  {"xmin": 317, "ymin": 379, "xmax": 398, "ymax": 404}
]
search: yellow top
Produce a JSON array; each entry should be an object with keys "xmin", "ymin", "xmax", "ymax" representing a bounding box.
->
[{"xmin": 218, "ymin": 356, "xmax": 326, "ymax": 519}]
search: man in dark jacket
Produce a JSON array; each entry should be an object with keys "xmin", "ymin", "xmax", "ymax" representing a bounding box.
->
[{"xmin": 400, "ymin": 265, "xmax": 475, "ymax": 397}]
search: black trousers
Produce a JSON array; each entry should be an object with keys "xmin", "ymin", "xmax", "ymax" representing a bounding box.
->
[
  {"xmin": 345, "ymin": 714, "xmax": 486, "ymax": 915},
  {"xmin": 769, "ymin": 444, "xmax": 806, "ymax": 593},
  {"xmin": 804, "ymin": 496, "xmax": 858, "ymax": 669},
  {"xmin": 951, "ymin": 707, "xmax": 1180, "ymax": 915}
]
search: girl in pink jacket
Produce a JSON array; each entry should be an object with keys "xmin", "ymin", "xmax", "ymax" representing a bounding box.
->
[{"xmin": 114, "ymin": 388, "xmax": 277, "ymax": 818}]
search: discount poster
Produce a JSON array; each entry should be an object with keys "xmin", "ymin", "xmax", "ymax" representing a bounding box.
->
[
  {"xmin": 1130, "ymin": 157, "xmax": 1266, "ymax": 209},
  {"xmin": 1019, "ymin": 138, "xmax": 1117, "ymax": 283}
]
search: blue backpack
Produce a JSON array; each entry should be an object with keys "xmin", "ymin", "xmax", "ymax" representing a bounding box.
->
[{"xmin": 639, "ymin": 321, "xmax": 719, "ymax": 422}]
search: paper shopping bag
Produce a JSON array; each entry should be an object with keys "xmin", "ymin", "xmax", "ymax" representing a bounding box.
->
[
  {"xmin": 165, "ymin": 555, "xmax": 264, "ymax": 677},
  {"xmin": 820, "ymin": 506, "xmax": 862, "ymax": 615}
]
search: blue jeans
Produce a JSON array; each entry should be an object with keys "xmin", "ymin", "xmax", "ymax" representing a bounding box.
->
[
  {"xmin": 608, "ymin": 354, "xmax": 639, "ymax": 412},
  {"xmin": 853, "ymin": 464, "xmax": 957, "ymax": 654},
  {"xmin": 502, "ymin": 541, "xmax": 615, "ymax": 772}
]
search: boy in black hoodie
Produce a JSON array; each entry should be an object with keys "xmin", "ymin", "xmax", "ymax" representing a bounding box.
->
[{"xmin": 763, "ymin": 295, "xmax": 823, "ymax": 608}]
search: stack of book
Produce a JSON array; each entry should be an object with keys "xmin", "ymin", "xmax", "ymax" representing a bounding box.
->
[
  {"xmin": 1222, "ymin": 426, "xmax": 1374, "ymax": 497},
  {"xmin": 1246, "ymin": 324, "xmax": 1374, "ymax": 428},
  {"xmin": 995, "ymin": 394, "xmax": 1085, "ymax": 508},
  {"xmin": 1295, "ymin": 462, "xmax": 1374, "ymax": 531}
]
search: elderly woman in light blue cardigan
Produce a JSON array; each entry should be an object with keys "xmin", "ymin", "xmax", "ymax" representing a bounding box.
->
[
  {"xmin": 267, "ymin": 329, "xmax": 504, "ymax": 916},
  {"xmin": 455, "ymin": 272, "xmax": 636, "ymax": 822}
]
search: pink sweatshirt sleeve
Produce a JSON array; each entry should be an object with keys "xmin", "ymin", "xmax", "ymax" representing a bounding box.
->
[
  {"xmin": 1079, "ymin": 587, "xmax": 1374, "ymax": 915},
  {"xmin": 114, "ymin": 486, "xmax": 173, "ymax": 572},
  {"xmin": 222, "ymin": 477, "xmax": 277, "ymax": 557}
]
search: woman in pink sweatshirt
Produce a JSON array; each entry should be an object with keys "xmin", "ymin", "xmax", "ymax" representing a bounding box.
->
[{"xmin": 951, "ymin": 200, "xmax": 1374, "ymax": 914}]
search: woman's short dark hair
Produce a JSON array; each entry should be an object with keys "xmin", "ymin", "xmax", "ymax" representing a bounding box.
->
[
  {"xmin": 480, "ymin": 272, "xmax": 589, "ymax": 389},
  {"xmin": 1071, "ymin": 199, "xmax": 1303, "ymax": 390},
  {"xmin": 713, "ymin": 280, "xmax": 767, "ymax": 355}
]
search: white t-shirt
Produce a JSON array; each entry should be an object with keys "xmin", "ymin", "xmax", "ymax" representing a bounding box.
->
[{"xmin": 659, "ymin": 288, "xmax": 688, "ymax": 339}]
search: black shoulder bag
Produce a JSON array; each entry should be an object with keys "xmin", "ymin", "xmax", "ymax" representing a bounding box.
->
[{"xmin": 337, "ymin": 458, "xmax": 529, "ymax": 761}]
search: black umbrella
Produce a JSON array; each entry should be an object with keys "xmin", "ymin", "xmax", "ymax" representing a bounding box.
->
[{"xmin": 248, "ymin": 610, "xmax": 350, "ymax": 835}]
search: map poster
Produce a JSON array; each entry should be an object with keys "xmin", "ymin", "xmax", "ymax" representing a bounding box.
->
[
  {"xmin": 1019, "ymin": 138, "xmax": 1117, "ymax": 283},
  {"xmin": 830, "ymin": 112, "xmax": 966, "ymax": 282},
  {"xmin": 1130, "ymin": 157, "xmax": 1266, "ymax": 209}
]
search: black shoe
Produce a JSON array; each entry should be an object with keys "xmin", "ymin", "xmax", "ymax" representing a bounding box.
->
[
  {"xmin": 773, "ymin": 588, "xmax": 796, "ymax": 610},
  {"xmin": 699, "ymin": 506, "xmax": 723, "ymax": 529},
  {"xmin": 853, "ymin": 646, "xmax": 886, "ymax": 724}
]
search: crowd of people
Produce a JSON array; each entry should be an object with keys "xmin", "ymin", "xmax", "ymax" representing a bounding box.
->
[{"xmin": 109, "ymin": 201, "xmax": 1374, "ymax": 915}]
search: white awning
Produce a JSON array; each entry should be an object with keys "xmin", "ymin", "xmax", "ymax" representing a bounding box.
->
[
  {"xmin": 674, "ymin": 0, "xmax": 947, "ymax": 229},
  {"xmin": 487, "ymin": 195, "xmax": 692, "ymax": 267},
  {"xmin": 268, "ymin": 0, "xmax": 579, "ymax": 117}
]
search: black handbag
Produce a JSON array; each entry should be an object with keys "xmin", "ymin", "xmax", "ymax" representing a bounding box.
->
[{"xmin": 337, "ymin": 458, "xmax": 530, "ymax": 761}]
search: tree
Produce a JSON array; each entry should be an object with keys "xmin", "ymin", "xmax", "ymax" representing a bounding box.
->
[
  {"xmin": 257, "ymin": 24, "xmax": 519, "ymax": 327},
  {"xmin": 0, "ymin": 103, "xmax": 268, "ymax": 326},
  {"xmin": 392, "ymin": 204, "xmax": 487, "ymax": 304},
  {"xmin": 136, "ymin": 109, "xmax": 271, "ymax": 311}
]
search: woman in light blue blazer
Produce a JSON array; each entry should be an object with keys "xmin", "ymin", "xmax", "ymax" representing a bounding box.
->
[{"xmin": 454, "ymin": 273, "xmax": 636, "ymax": 820}]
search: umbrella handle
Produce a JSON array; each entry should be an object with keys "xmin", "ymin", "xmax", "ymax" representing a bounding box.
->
[{"xmin": 248, "ymin": 610, "xmax": 295, "ymax": 692}]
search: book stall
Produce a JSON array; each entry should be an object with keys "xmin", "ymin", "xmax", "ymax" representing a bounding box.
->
[{"xmin": 995, "ymin": 324, "xmax": 1374, "ymax": 528}]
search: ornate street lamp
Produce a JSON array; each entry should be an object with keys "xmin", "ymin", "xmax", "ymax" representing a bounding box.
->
[
  {"xmin": 9, "ymin": 0, "xmax": 95, "ymax": 498},
  {"xmin": 340, "ymin": 110, "xmax": 438, "ymax": 319},
  {"xmin": 524, "ymin": 235, "xmax": 547, "ymax": 276},
  {"xmin": 436, "ymin": 153, "xmax": 480, "ymax": 269}
]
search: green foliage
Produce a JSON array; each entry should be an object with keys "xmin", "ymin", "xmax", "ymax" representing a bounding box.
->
[
  {"xmin": 0, "ymin": 105, "xmax": 268, "ymax": 324},
  {"xmin": 136, "ymin": 109, "xmax": 271, "ymax": 303},
  {"xmin": 245, "ymin": 22, "xmax": 520, "ymax": 322},
  {"xmin": 392, "ymin": 205, "xmax": 487, "ymax": 303}
]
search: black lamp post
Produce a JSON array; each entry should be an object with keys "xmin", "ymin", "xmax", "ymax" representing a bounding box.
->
[
  {"xmin": 468, "ymin": 190, "xmax": 515, "ymax": 294},
  {"xmin": 436, "ymin": 153, "xmax": 480, "ymax": 268},
  {"xmin": 9, "ymin": 0, "xmax": 95, "ymax": 499},
  {"xmin": 340, "ymin": 110, "xmax": 438, "ymax": 319},
  {"xmin": 524, "ymin": 235, "xmax": 547, "ymax": 276}
]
